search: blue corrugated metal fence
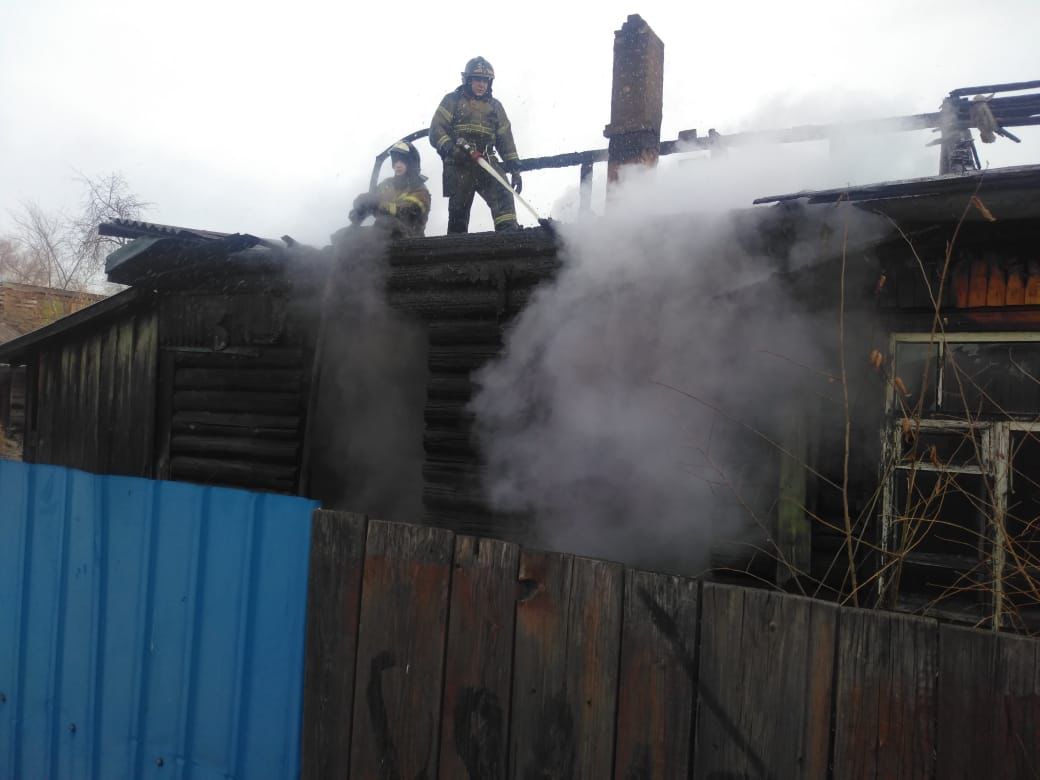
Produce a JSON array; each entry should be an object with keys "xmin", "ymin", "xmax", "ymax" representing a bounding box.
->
[{"xmin": 0, "ymin": 461, "xmax": 317, "ymax": 779}]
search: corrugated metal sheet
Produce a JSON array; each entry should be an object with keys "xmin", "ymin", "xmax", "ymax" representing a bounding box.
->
[{"xmin": 0, "ymin": 461, "xmax": 317, "ymax": 779}]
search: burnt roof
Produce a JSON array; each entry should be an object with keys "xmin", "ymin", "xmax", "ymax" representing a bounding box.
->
[
  {"xmin": 98, "ymin": 218, "xmax": 232, "ymax": 242},
  {"xmin": 101, "ymin": 219, "xmax": 289, "ymax": 287},
  {"xmin": 753, "ymin": 164, "xmax": 1040, "ymax": 223}
]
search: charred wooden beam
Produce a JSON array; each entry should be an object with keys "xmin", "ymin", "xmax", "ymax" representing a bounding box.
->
[
  {"xmin": 171, "ymin": 347, "xmax": 304, "ymax": 368},
  {"xmin": 386, "ymin": 288, "xmax": 506, "ymax": 320},
  {"xmin": 517, "ymin": 149, "xmax": 608, "ymax": 172},
  {"xmin": 172, "ymin": 390, "xmax": 301, "ymax": 414},
  {"xmin": 580, "ymin": 162, "xmax": 594, "ymax": 214},
  {"xmin": 170, "ymin": 455, "xmax": 297, "ymax": 490},
  {"xmin": 425, "ymin": 320, "xmax": 502, "ymax": 346},
  {"xmin": 171, "ymin": 410, "xmax": 301, "ymax": 430},
  {"xmin": 386, "ymin": 255, "xmax": 559, "ymax": 290},
  {"xmin": 424, "ymin": 401, "xmax": 475, "ymax": 427},
  {"xmin": 171, "ymin": 418, "xmax": 300, "ymax": 440},
  {"xmin": 170, "ymin": 434, "xmax": 299, "ymax": 461},
  {"xmin": 174, "ymin": 368, "xmax": 302, "ymax": 393},
  {"xmin": 388, "ymin": 228, "xmax": 558, "ymax": 263},
  {"xmin": 949, "ymin": 79, "xmax": 1040, "ymax": 97},
  {"xmin": 428, "ymin": 345, "xmax": 501, "ymax": 373}
]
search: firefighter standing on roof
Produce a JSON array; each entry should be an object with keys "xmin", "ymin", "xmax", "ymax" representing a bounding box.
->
[
  {"xmin": 350, "ymin": 140, "xmax": 431, "ymax": 238},
  {"xmin": 430, "ymin": 57, "xmax": 523, "ymax": 233}
]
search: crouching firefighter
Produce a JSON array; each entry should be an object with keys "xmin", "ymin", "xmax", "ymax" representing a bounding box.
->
[
  {"xmin": 349, "ymin": 140, "xmax": 431, "ymax": 238},
  {"xmin": 430, "ymin": 56, "xmax": 523, "ymax": 233}
]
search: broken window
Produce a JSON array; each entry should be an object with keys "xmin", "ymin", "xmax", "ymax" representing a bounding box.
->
[{"xmin": 883, "ymin": 333, "xmax": 1040, "ymax": 631}]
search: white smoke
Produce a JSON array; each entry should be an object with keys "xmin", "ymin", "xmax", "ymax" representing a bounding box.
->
[{"xmin": 471, "ymin": 153, "xmax": 890, "ymax": 570}]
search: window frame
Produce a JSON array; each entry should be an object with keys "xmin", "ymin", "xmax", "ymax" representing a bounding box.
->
[{"xmin": 881, "ymin": 331, "xmax": 1040, "ymax": 626}]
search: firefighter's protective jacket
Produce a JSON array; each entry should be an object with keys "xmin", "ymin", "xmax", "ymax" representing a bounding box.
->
[
  {"xmin": 430, "ymin": 86, "xmax": 520, "ymax": 169},
  {"xmin": 363, "ymin": 174, "xmax": 431, "ymax": 238}
]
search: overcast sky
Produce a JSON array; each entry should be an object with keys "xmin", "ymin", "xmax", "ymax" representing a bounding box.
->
[{"xmin": 1, "ymin": 0, "xmax": 1038, "ymax": 242}]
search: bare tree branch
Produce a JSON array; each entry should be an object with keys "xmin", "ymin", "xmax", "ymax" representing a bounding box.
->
[{"xmin": 2, "ymin": 171, "xmax": 151, "ymax": 292}]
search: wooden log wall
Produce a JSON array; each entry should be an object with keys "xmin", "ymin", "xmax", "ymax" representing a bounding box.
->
[
  {"xmin": 158, "ymin": 347, "xmax": 305, "ymax": 493},
  {"xmin": 387, "ymin": 230, "xmax": 560, "ymax": 542},
  {"xmin": 303, "ymin": 511, "xmax": 1040, "ymax": 780},
  {"xmin": 155, "ymin": 291, "xmax": 310, "ymax": 494}
]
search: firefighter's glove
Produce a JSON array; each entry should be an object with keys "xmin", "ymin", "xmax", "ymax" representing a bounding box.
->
[
  {"xmin": 353, "ymin": 192, "xmax": 379, "ymax": 215},
  {"xmin": 452, "ymin": 138, "xmax": 475, "ymax": 164},
  {"xmin": 510, "ymin": 172, "xmax": 523, "ymax": 194}
]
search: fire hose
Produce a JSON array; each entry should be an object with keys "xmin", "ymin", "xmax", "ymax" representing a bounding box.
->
[{"xmin": 457, "ymin": 140, "xmax": 555, "ymax": 232}]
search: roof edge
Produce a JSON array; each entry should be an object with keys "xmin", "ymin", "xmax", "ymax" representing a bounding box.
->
[{"xmin": 0, "ymin": 287, "xmax": 145, "ymax": 365}]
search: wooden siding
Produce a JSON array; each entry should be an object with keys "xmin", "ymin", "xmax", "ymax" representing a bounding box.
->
[
  {"xmin": 26, "ymin": 307, "xmax": 157, "ymax": 476},
  {"xmin": 303, "ymin": 512, "xmax": 1040, "ymax": 779},
  {"xmin": 877, "ymin": 229, "xmax": 1040, "ymax": 326},
  {"xmin": 952, "ymin": 257, "xmax": 1040, "ymax": 309},
  {"xmin": 0, "ymin": 366, "xmax": 24, "ymax": 460}
]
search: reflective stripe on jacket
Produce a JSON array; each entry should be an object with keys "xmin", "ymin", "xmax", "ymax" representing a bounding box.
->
[
  {"xmin": 375, "ymin": 175, "xmax": 431, "ymax": 237},
  {"xmin": 429, "ymin": 87, "xmax": 520, "ymax": 166}
]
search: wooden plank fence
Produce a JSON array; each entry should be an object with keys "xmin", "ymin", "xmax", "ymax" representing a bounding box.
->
[{"xmin": 302, "ymin": 511, "xmax": 1040, "ymax": 780}]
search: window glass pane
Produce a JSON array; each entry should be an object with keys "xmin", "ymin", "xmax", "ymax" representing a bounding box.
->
[
  {"xmin": 943, "ymin": 342, "xmax": 1040, "ymax": 416},
  {"xmin": 895, "ymin": 561, "xmax": 987, "ymax": 621},
  {"xmin": 894, "ymin": 342, "xmax": 938, "ymax": 413},
  {"xmin": 892, "ymin": 470, "xmax": 986, "ymax": 561},
  {"xmin": 1006, "ymin": 432, "xmax": 1040, "ymax": 622},
  {"xmin": 899, "ymin": 428, "xmax": 980, "ymax": 468}
]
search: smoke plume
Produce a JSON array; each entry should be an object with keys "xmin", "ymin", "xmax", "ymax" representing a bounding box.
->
[
  {"xmin": 471, "ymin": 158, "xmax": 890, "ymax": 571},
  {"xmin": 303, "ymin": 226, "xmax": 427, "ymax": 522}
]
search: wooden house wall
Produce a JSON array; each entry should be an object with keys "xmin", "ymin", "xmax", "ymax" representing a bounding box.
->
[
  {"xmin": 877, "ymin": 222, "xmax": 1040, "ymax": 324},
  {"xmin": 382, "ymin": 217, "xmax": 1040, "ymax": 615},
  {"xmin": 155, "ymin": 289, "xmax": 315, "ymax": 494},
  {"xmin": 0, "ymin": 368, "xmax": 8, "ymax": 438},
  {"xmin": 25, "ymin": 307, "xmax": 158, "ymax": 476},
  {"xmin": 386, "ymin": 231, "xmax": 560, "ymax": 542},
  {"xmin": 0, "ymin": 366, "xmax": 25, "ymax": 460},
  {"xmin": 758, "ymin": 229, "xmax": 1040, "ymax": 611},
  {"xmin": 11, "ymin": 271, "xmax": 322, "ymax": 495}
]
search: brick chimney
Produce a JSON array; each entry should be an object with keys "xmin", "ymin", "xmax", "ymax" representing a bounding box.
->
[{"xmin": 603, "ymin": 15, "xmax": 665, "ymax": 190}]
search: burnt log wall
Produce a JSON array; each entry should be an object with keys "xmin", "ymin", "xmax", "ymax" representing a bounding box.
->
[
  {"xmin": 156, "ymin": 291, "xmax": 312, "ymax": 493},
  {"xmin": 14, "ymin": 270, "xmax": 321, "ymax": 493},
  {"xmin": 387, "ymin": 230, "xmax": 560, "ymax": 542},
  {"xmin": 302, "ymin": 510, "xmax": 1040, "ymax": 780}
]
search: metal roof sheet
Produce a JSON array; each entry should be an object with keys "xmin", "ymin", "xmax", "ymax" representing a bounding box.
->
[{"xmin": 98, "ymin": 218, "xmax": 231, "ymax": 241}]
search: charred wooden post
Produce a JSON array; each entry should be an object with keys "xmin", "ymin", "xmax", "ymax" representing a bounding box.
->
[
  {"xmin": 777, "ymin": 411, "xmax": 813, "ymax": 590},
  {"xmin": 938, "ymin": 96, "xmax": 980, "ymax": 175},
  {"xmin": 579, "ymin": 162, "xmax": 594, "ymax": 214},
  {"xmin": 603, "ymin": 14, "xmax": 664, "ymax": 191}
]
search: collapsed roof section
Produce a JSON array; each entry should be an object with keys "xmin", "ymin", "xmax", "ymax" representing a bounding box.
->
[{"xmin": 99, "ymin": 218, "xmax": 292, "ymax": 287}]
